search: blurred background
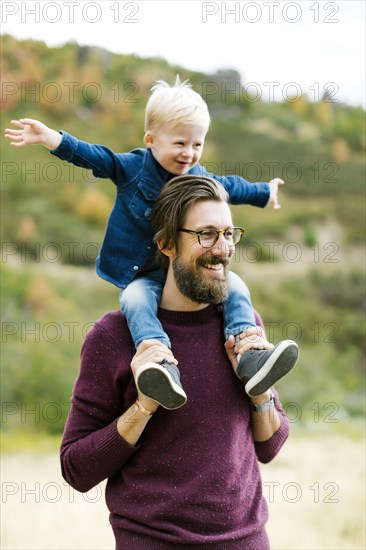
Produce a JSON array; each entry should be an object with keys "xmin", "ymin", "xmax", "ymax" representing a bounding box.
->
[{"xmin": 1, "ymin": 1, "xmax": 365, "ymax": 548}]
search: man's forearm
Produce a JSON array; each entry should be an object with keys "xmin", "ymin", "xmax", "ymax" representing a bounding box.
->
[
  {"xmin": 117, "ymin": 400, "xmax": 156, "ymax": 445},
  {"xmin": 250, "ymin": 391, "xmax": 281, "ymax": 442}
]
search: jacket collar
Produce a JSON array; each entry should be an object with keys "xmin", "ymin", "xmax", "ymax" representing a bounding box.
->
[{"xmin": 141, "ymin": 148, "xmax": 173, "ymax": 186}]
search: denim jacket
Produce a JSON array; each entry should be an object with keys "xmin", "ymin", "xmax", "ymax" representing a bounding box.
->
[{"xmin": 51, "ymin": 132, "xmax": 270, "ymax": 288}]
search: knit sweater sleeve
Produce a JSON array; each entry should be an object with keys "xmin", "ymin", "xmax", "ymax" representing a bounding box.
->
[
  {"xmin": 254, "ymin": 389, "xmax": 289, "ymax": 464},
  {"xmin": 60, "ymin": 314, "xmax": 137, "ymax": 493}
]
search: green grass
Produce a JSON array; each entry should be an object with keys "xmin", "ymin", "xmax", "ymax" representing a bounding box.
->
[{"xmin": 0, "ymin": 430, "xmax": 62, "ymax": 453}]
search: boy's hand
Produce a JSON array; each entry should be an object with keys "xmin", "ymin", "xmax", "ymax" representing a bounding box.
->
[
  {"xmin": 4, "ymin": 118, "xmax": 62, "ymax": 150},
  {"xmin": 267, "ymin": 178, "xmax": 285, "ymax": 210}
]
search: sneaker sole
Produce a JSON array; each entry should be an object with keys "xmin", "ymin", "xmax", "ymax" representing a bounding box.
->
[
  {"xmin": 135, "ymin": 363, "xmax": 187, "ymax": 410},
  {"xmin": 245, "ymin": 340, "xmax": 299, "ymax": 397}
]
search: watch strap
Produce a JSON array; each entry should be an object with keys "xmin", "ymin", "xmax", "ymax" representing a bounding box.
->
[{"xmin": 251, "ymin": 393, "xmax": 275, "ymax": 412}]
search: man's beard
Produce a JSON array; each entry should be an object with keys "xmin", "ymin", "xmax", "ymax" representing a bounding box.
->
[{"xmin": 172, "ymin": 254, "xmax": 230, "ymax": 304}]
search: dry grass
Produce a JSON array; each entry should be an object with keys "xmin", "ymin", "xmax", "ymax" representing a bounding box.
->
[
  {"xmin": 1, "ymin": 432, "xmax": 365, "ymax": 550},
  {"xmin": 262, "ymin": 432, "xmax": 365, "ymax": 549}
]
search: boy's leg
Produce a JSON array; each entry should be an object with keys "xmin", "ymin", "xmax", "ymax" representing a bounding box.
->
[
  {"xmin": 225, "ymin": 272, "xmax": 299, "ymax": 395},
  {"xmin": 120, "ymin": 268, "xmax": 170, "ymax": 349},
  {"xmin": 224, "ymin": 271, "xmax": 256, "ymax": 340},
  {"xmin": 120, "ymin": 268, "xmax": 187, "ymax": 409}
]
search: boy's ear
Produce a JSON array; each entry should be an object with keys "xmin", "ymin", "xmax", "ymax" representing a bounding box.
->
[{"xmin": 144, "ymin": 131, "xmax": 154, "ymax": 148}]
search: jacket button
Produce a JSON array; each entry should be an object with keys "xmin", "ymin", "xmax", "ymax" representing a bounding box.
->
[{"xmin": 133, "ymin": 265, "xmax": 138, "ymax": 270}]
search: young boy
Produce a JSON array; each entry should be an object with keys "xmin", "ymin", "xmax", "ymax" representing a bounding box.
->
[{"xmin": 5, "ymin": 77, "xmax": 298, "ymax": 410}]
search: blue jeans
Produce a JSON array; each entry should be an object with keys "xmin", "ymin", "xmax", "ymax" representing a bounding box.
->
[{"xmin": 120, "ymin": 268, "xmax": 256, "ymax": 350}]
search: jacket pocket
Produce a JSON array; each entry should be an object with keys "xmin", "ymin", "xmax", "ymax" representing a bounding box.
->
[{"xmin": 128, "ymin": 180, "xmax": 161, "ymax": 220}]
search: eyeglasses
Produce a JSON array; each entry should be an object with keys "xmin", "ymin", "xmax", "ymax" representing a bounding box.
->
[{"xmin": 178, "ymin": 227, "xmax": 245, "ymax": 248}]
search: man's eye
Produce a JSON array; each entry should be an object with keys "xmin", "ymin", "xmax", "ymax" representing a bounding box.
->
[{"xmin": 201, "ymin": 230, "xmax": 216, "ymax": 239}]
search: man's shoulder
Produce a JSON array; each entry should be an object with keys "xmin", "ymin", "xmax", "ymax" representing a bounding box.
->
[
  {"xmin": 85, "ymin": 310, "xmax": 131, "ymax": 346},
  {"xmin": 93, "ymin": 309, "xmax": 123, "ymax": 325}
]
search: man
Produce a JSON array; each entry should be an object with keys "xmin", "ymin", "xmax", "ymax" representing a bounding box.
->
[{"xmin": 61, "ymin": 175, "xmax": 293, "ymax": 549}]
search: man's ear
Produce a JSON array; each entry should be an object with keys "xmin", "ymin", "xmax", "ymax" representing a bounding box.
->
[
  {"xmin": 157, "ymin": 239, "xmax": 174, "ymax": 258},
  {"xmin": 144, "ymin": 131, "xmax": 154, "ymax": 148}
]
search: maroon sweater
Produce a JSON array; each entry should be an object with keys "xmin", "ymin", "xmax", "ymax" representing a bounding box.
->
[{"xmin": 60, "ymin": 306, "xmax": 289, "ymax": 549}]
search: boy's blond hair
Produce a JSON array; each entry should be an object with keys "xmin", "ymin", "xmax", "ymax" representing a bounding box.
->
[{"xmin": 145, "ymin": 76, "xmax": 211, "ymax": 132}]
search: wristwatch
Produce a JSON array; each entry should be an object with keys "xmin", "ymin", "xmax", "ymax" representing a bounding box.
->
[{"xmin": 251, "ymin": 393, "xmax": 275, "ymax": 413}]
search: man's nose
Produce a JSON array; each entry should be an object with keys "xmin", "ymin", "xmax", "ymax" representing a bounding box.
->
[{"xmin": 211, "ymin": 234, "xmax": 232, "ymax": 257}]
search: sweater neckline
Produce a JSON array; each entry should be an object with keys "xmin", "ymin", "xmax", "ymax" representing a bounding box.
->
[{"xmin": 157, "ymin": 304, "xmax": 222, "ymax": 325}]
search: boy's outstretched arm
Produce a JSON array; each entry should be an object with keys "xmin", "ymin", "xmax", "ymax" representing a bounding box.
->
[
  {"xmin": 199, "ymin": 166, "xmax": 285, "ymax": 210},
  {"xmin": 4, "ymin": 118, "xmax": 62, "ymax": 151},
  {"xmin": 267, "ymin": 177, "xmax": 285, "ymax": 210}
]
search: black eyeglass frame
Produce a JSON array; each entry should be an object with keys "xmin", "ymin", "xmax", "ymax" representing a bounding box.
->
[{"xmin": 178, "ymin": 227, "xmax": 245, "ymax": 248}]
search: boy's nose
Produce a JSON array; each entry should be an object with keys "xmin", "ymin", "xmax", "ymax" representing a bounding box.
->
[{"xmin": 182, "ymin": 147, "xmax": 193, "ymax": 158}]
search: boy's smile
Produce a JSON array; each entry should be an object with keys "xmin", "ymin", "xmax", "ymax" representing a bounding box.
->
[{"xmin": 144, "ymin": 123, "xmax": 207, "ymax": 175}]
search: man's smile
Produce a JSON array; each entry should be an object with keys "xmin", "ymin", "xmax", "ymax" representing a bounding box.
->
[
  {"xmin": 202, "ymin": 261, "xmax": 224, "ymax": 271},
  {"xmin": 197, "ymin": 256, "xmax": 230, "ymax": 276}
]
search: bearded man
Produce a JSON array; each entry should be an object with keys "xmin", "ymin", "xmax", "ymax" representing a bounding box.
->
[{"xmin": 61, "ymin": 175, "xmax": 294, "ymax": 549}]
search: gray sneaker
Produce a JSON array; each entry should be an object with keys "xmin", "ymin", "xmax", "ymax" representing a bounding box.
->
[
  {"xmin": 135, "ymin": 361, "xmax": 187, "ymax": 410},
  {"xmin": 237, "ymin": 340, "xmax": 299, "ymax": 396}
]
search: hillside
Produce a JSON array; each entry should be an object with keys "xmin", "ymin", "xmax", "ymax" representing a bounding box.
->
[{"xmin": 1, "ymin": 35, "xmax": 365, "ymax": 436}]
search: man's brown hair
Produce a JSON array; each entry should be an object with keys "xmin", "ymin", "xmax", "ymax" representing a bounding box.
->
[{"xmin": 152, "ymin": 175, "xmax": 229, "ymax": 269}]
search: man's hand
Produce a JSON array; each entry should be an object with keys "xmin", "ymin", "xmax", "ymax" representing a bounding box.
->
[
  {"xmin": 267, "ymin": 178, "xmax": 285, "ymax": 210},
  {"xmin": 225, "ymin": 328, "xmax": 275, "ymax": 408},
  {"xmin": 131, "ymin": 340, "xmax": 177, "ymax": 412},
  {"xmin": 4, "ymin": 118, "xmax": 62, "ymax": 150},
  {"xmin": 225, "ymin": 326, "xmax": 273, "ymax": 371}
]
